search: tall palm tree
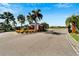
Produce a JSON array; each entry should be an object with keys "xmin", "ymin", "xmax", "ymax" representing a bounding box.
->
[
  {"xmin": 36, "ymin": 9, "xmax": 43, "ymax": 20},
  {"xmin": 0, "ymin": 12, "xmax": 16, "ymax": 31},
  {"xmin": 31, "ymin": 9, "xmax": 43, "ymax": 31},
  {"xmin": 26, "ymin": 13, "xmax": 33, "ymax": 24},
  {"xmin": 32, "ymin": 9, "xmax": 43, "ymax": 23},
  {"xmin": 17, "ymin": 14, "xmax": 25, "ymax": 27},
  {"xmin": 3, "ymin": 12, "xmax": 15, "ymax": 25}
]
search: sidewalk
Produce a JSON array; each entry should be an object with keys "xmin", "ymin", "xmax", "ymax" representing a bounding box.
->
[{"xmin": 67, "ymin": 33, "xmax": 79, "ymax": 55}]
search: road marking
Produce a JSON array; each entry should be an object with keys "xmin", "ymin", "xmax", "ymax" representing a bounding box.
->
[{"xmin": 65, "ymin": 35, "xmax": 79, "ymax": 56}]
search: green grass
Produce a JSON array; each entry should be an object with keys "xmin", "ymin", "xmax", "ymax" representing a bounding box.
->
[
  {"xmin": 70, "ymin": 33, "xmax": 79, "ymax": 42},
  {"xmin": 49, "ymin": 26, "xmax": 66, "ymax": 29},
  {"xmin": 49, "ymin": 27, "xmax": 65, "ymax": 29}
]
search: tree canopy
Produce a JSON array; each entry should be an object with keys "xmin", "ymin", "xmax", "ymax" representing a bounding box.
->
[{"xmin": 65, "ymin": 15, "xmax": 79, "ymax": 30}]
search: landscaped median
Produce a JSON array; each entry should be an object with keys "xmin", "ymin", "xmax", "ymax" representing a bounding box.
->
[{"xmin": 70, "ymin": 33, "xmax": 79, "ymax": 42}]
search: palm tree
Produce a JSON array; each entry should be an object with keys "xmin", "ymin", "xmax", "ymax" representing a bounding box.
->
[
  {"xmin": 36, "ymin": 9, "xmax": 43, "ymax": 20},
  {"xmin": 26, "ymin": 13, "xmax": 33, "ymax": 24},
  {"xmin": 75, "ymin": 15, "xmax": 79, "ymax": 30},
  {"xmin": 65, "ymin": 15, "xmax": 79, "ymax": 33},
  {"xmin": 3, "ymin": 12, "xmax": 15, "ymax": 24},
  {"xmin": 31, "ymin": 9, "xmax": 43, "ymax": 31},
  {"xmin": 12, "ymin": 20, "xmax": 17, "ymax": 27},
  {"xmin": 66, "ymin": 15, "xmax": 78, "ymax": 26},
  {"xmin": 66, "ymin": 17, "xmax": 72, "ymax": 33},
  {"xmin": 17, "ymin": 14, "xmax": 25, "ymax": 27},
  {"xmin": 65, "ymin": 17, "xmax": 71, "ymax": 27},
  {"xmin": 32, "ymin": 9, "xmax": 43, "ymax": 23},
  {"xmin": 0, "ymin": 12, "xmax": 16, "ymax": 31}
]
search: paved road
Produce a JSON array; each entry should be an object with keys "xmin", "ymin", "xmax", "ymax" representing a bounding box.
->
[{"xmin": 0, "ymin": 29, "xmax": 77, "ymax": 56}]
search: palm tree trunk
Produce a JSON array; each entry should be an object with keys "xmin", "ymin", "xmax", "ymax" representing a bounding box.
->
[{"xmin": 72, "ymin": 22, "xmax": 76, "ymax": 33}]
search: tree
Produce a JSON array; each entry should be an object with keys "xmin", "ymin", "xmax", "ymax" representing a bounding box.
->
[
  {"xmin": 65, "ymin": 17, "xmax": 71, "ymax": 27},
  {"xmin": 41, "ymin": 22, "xmax": 49, "ymax": 30},
  {"xmin": 65, "ymin": 15, "xmax": 78, "ymax": 26},
  {"xmin": 26, "ymin": 9, "xmax": 43, "ymax": 24},
  {"xmin": 17, "ymin": 14, "xmax": 25, "ymax": 27},
  {"xmin": 26, "ymin": 13, "xmax": 33, "ymax": 24},
  {"xmin": 65, "ymin": 15, "xmax": 79, "ymax": 33},
  {"xmin": 75, "ymin": 15, "xmax": 79, "ymax": 30},
  {"xmin": 12, "ymin": 19, "xmax": 17, "ymax": 27},
  {"xmin": 32, "ymin": 9, "xmax": 43, "ymax": 23},
  {"xmin": 69, "ymin": 15, "xmax": 79, "ymax": 31},
  {"xmin": 0, "ymin": 12, "xmax": 16, "ymax": 31}
]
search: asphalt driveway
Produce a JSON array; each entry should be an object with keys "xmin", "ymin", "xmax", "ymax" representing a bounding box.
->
[{"xmin": 0, "ymin": 29, "xmax": 77, "ymax": 56}]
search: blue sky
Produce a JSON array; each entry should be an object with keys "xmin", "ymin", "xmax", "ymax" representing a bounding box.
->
[{"xmin": 0, "ymin": 3, "xmax": 79, "ymax": 26}]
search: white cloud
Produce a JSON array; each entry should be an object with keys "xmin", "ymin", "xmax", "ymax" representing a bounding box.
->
[
  {"xmin": 0, "ymin": 3, "xmax": 10, "ymax": 8},
  {"xmin": 54, "ymin": 3, "xmax": 72, "ymax": 8},
  {"xmin": 1, "ymin": 3, "xmax": 10, "ymax": 6},
  {"xmin": 0, "ymin": 3, "xmax": 12, "ymax": 13},
  {"xmin": 0, "ymin": 3, "xmax": 19, "ymax": 15}
]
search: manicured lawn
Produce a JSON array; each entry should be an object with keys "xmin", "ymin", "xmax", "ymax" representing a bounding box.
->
[{"xmin": 70, "ymin": 33, "xmax": 79, "ymax": 42}]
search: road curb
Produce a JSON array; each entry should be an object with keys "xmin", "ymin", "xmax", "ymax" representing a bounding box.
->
[{"xmin": 66, "ymin": 33, "xmax": 79, "ymax": 56}]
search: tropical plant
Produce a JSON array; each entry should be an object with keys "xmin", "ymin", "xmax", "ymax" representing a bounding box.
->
[
  {"xmin": 65, "ymin": 15, "xmax": 79, "ymax": 33},
  {"xmin": 66, "ymin": 15, "xmax": 78, "ymax": 26},
  {"xmin": 17, "ymin": 14, "xmax": 25, "ymax": 27},
  {"xmin": 31, "ymin": 9, "xmax": 43, "ymax": 23},
  {"xmin": 26, "ymin": 13, "xmax": 33, "ymax": 24},
  {"xmin": 0, "ymin": 12, "xmax": 16, "ymax": 31},
  {"xmin": 65, "ymin": 17, "xmax": 71, "ymax": 27},
  {"xmin": 75, "ymin": 15, "xmax": 79, "ymax": 30},
  {"xmin": 12, "ymin": 20, "xmax": 17, "ymax": 27}
]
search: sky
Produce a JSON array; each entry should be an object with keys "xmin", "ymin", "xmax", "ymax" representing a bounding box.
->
[{"xmin": 0, "ymin": 3, "xmax": 79, "ymax": 26}]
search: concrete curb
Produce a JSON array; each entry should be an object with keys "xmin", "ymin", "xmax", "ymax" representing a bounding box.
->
[{"xmin": 66, "ymin": 33, "xmax": 79, "ymax": 56}]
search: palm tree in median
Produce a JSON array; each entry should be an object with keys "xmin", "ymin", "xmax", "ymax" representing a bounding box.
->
[
  {"xmin": 31, "ymin": 9, "xmax": 43, "ymax": 31},
  {"xmin": 32, "ymin": 9, "xmax": 43, "ymax": 23},
  {"xmin": 26, "ymin": 9, "xmax": 43, "ymax": 31},
  {"xmin": 17, "ymin": 14, "xmax": 25, "ymax": 28},
  {"xmin": 26, "ymin": 13, "xmax": 33, "ymax": 24}
]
